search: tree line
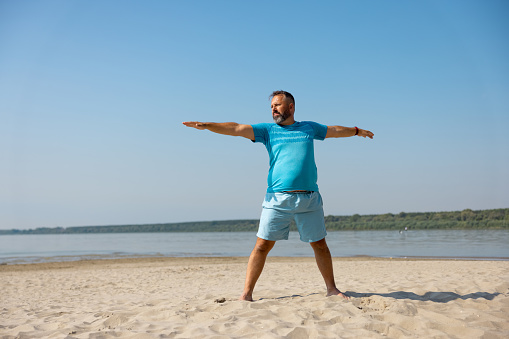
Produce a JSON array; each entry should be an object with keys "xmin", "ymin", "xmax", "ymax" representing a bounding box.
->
[{"xmin": 1, "ymin": 208, "xmax": 507, "ymax": 235}]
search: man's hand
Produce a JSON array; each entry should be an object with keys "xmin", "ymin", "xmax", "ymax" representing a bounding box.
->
[
  {"xmin": 182, "ymin": 121, "xmax": 207, "ymax": 130},
  {"xmin": 358, "ymin": 128, "xmax": 374, "ymax": 139}
]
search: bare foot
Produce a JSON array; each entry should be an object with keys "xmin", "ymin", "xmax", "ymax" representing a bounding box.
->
[
  {"xmin": 327, "ymin": 288, "xmax": 350, "ymax": 300},
  {"xmin": 239, "ymin": 293, "xmax": 254, "ymax": 302}
]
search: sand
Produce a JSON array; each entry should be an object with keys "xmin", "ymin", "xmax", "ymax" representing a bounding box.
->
[{"xmin": 1, "ymin": 256, "xmax": 508, "ymax": 338}]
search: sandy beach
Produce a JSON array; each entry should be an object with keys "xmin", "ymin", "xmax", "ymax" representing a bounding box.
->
[{"xmin": 1, "ymin": 257, "xmax": 508, "ymax": 338}]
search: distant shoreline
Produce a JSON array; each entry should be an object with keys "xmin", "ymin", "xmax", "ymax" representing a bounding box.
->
[{"xmin": 1, "ymin": 208, "xmax": 507, "ymax": 235}]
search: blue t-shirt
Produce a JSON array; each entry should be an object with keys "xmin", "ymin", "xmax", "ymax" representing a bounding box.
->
[{"xmin": 252, "ymin": 121, "xmax": 328, "ymax": 193}]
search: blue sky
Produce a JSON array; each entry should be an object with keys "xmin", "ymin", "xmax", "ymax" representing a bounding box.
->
[{"xmin": 1, "ymin": 0, "xmax": 508, "ymax": 230}]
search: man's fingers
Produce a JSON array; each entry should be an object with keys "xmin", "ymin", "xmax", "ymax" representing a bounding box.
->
[
  {"xmin": 183, "ymin": 121, "xmax": 205, "ymax": 129},
  {"xmin": 360, "ymin": 129, "xmax": 374, "ymax": 139}
]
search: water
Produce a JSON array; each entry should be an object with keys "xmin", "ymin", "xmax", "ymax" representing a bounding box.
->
[{"xmin": 0, "ymin": 230, "xmax": 508, "ymax": 264}]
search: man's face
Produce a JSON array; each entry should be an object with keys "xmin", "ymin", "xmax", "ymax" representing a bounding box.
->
[{"xmin": 271, "ymin": 95, "xmax": 293, "ymax": 125}]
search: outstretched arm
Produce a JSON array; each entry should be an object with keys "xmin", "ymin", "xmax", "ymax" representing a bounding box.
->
[
  {"xmin": 182, "ymin": 121, "xmax": 255, "ymax": 140},
  {"xmin": 326, "ymin": 125, "xmax": 374, "ymax": 139}
]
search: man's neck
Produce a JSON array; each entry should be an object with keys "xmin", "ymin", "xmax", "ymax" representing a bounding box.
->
[{"xmin": 277, "ymin": 118, "xmax": 296, "ymax": 126}]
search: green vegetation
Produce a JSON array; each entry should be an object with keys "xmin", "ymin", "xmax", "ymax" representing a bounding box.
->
[
  {"xmin": 1, "ymin": 208, "xmax": 507, "ymax": 235},
  {"xmin": 324, "ymin": 208, "xmax": 508, "ymax": 230}
]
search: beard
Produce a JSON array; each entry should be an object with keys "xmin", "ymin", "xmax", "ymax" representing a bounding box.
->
[{"xmin": 273, "ymin": 108, "xmax": 291, "ymax": 124}]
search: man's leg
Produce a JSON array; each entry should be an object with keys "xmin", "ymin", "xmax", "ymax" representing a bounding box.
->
[
  {"xmin": 240, "ymin": 237, "xmax": 276, "ymax": 301},
  {"xmin": 310, "ymin": 238, "xmax": 349, "ymax": 299}
]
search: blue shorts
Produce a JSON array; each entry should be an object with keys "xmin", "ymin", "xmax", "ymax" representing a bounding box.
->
[{"xmin": 257, "ymin": 192, "xmax": 327, "ymax": 243}]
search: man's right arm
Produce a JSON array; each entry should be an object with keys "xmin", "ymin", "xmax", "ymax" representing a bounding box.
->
[{"xmin": 182, "ymin": 121, "xmax": 255, "ymax": 141}]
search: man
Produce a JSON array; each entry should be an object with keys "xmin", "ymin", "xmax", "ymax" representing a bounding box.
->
[{"xmin": 183, "ymin": 90, "xmax": 374, "ymax": 301}]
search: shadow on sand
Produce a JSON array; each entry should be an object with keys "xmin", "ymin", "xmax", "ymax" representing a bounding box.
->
[
  {"xmin": 257, "ymin": 291, "xmax": 501, "ymax": 303},
  {"xmin": 345, "ymin": 291, "xmax": 501, "ymax": 303}
]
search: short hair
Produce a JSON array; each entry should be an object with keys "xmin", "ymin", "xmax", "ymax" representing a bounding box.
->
[{"xmin": 270, "ymin": 90, "xmax": 295, "ymax": 105}]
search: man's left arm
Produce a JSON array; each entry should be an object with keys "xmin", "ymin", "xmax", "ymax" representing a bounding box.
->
[{"xmin": 325, "ymin": 125, "xmax": 374, "ymax": 139}]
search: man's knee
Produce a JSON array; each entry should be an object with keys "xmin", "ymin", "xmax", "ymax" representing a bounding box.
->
[
  {"xmin": 310, "ymin": 238, "xmax": 329, "ymax": 252},
  {"xmin": 253, "ymin": 238, "xmax": 275, "ymax": 253}
]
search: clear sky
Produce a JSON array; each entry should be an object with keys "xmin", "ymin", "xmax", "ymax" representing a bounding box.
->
[{"xmin": 1, "ymin": 0, "xmax": 508, "ymax": 230}]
